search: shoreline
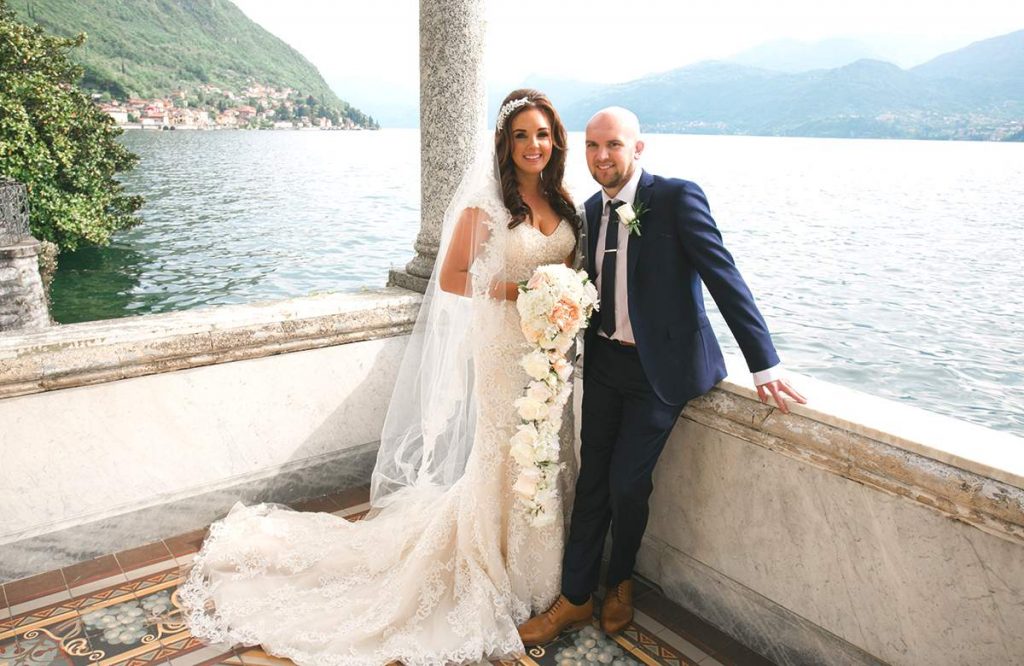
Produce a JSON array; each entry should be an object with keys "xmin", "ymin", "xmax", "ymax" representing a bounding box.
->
[{"xmin": 117, "ymin": 124, "xmax": 371, "ymax": 131}]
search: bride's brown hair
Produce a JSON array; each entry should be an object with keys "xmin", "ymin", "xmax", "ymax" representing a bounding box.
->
[{"xmin": 494, "ymin": 89, "xmax": 580, "ymax": 243}]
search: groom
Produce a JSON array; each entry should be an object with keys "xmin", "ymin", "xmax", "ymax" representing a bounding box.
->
[{"xmin": 519, "ymin": 107, "xmax": 805, "ymax": 644}]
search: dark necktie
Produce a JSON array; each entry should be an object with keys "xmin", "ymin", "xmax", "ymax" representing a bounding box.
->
[{"xmin": 600, "ymin": 200, "xmax": 624, "ymax": 337}]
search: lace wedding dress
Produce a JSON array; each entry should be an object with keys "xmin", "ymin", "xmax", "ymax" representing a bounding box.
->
[{"xmin": 178, "ymin": 218, "xmax": 578, "ymax": 666}]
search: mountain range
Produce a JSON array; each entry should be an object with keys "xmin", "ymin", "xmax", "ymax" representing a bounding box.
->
[
  {"xmin": 9, "ymin": 0, "xmax": 1021, "ymax": 140},
  {"xmin": 554, "ymin": 29, "xmax": 1023, "ymax": 140},
  {"xmin": 365, "ymin": 30, "xmax": 1024, "ymax": 141}
]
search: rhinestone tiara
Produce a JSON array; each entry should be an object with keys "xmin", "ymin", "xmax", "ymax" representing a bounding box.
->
[{"xmin": 495, "ymin": 97, "xmax": 531, "ymax": 131}]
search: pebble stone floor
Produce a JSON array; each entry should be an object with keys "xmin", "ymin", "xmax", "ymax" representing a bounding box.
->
[{"xmin": 0, "ymin": 487, "xmax": 773, "ymax": 666}]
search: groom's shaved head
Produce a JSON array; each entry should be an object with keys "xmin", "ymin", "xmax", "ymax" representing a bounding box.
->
[
  {"xmin": 584, "ymin": 107, "xmax": 644, "ymax": 195},
  {"xmin": 587, "ymin": 107, "xmax": 642, "ymax": 140}
]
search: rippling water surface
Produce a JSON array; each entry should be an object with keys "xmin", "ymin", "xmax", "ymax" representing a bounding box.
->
[{"xmin": 50, "ymin": 130, "xmax": 1023, "ymax": 434}]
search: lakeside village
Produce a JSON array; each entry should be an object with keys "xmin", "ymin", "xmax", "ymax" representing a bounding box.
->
[{"xmin": 96, "ymin": 83, "xmax": 373, "ymax": 131}]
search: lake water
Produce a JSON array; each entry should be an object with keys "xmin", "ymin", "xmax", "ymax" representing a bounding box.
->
[{"xmin": 50, "ymin": 129, "xmax": 1024, "ymax": 435}]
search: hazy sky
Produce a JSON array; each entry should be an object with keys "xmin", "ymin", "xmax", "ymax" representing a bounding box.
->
[{"xmin": 232, "ymin": 0, "xmax": 1023, "ymax": 89}]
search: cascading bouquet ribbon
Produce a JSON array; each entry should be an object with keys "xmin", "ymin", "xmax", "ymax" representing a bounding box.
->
[{"xmin": 512, "ymin": 264, "xmax": 598, "ymax": 526}]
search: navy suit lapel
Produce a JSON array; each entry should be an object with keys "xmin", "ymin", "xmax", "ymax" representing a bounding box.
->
[
  {"xmin": 627, "ymin": 170, "xmax": 655, "ymax": 283},
  {"xmin": 584, "ymin": 193, "xmax": 602, "ymax": 279}
]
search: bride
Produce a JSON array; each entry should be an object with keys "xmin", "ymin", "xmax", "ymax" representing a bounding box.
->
[{"xmin": 178, "ymin": 89, "xmax": 582, "ymax": 666}]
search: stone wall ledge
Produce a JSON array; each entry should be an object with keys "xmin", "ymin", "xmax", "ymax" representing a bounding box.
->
[
  {"xmin": 0, "ymin": 239, "xmax": 42, "ymax": 260},
  {"xmin": 2, "ymin": 287, "xmax": 1019, "ymax": 547},
  {"xmin": 702, "ymin": 358, "xmax": 1024, "ymax": 544},
  {"xmin": 0, "ymin": 287, "xmax": 422, "ymax": 399}
]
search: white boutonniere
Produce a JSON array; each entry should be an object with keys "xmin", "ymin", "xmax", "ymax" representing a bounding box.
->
[{"xmin": 616, "ymin": 201, "xmax": 649, "ymax": 236}]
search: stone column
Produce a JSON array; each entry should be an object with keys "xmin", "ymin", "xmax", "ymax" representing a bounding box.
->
[
  {"xmin": 0, "ymin": 179, "xmax": 50, "ymax": 332},
  {"xmin": 388, "ymin": 0, "xmax": 487, "ymax": 293}
]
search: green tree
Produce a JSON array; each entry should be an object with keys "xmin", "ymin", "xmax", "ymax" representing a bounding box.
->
[{"xmin": 0, "ymin": 0, "xmax": 142, "ymax": 252}]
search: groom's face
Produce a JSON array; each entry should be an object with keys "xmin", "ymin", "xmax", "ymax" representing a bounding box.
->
[{"xmin": 585, "ymin": 115, "xmax": 643, "ymax": 195}]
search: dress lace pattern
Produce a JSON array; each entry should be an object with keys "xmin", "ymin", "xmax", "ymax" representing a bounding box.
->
[{"xmin": 178, "ymin": 220, "xmax": 578, "ymax": 666}]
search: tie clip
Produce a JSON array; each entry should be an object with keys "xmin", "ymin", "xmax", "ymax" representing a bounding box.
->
[{"xmin": 603, "ymin": 249, "xmax": 617, "ymax": 253}]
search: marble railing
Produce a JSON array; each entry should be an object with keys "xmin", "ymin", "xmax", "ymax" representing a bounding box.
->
[
  {"xmin": 1, "ymin": 288, "xmax": 1021, "ymax": 665},
  {"xmin": 0, "ymin": 289, "xmax": 420, "ymax": 580},
  {"xmin": 0, "ymin": 289, "xmax": 420, "ymax": 399},
  {"xmin": 640, "ymin": 361, "xmax": 1024, "ymax": 665}
]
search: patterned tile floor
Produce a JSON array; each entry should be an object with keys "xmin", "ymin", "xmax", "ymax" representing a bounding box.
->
[{"xmin": 0, "ymin": 488, "xmax": 772, "ymax": 666}]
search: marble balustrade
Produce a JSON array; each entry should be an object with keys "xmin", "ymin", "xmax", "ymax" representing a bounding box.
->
[
  {"xmin": 0, "ymin": 289, "xmax": 420, "ymax": 580},
  {"xmin": 0, "ymin": 289, "xmax": 1021, "ymax": 665},
  {"xmin": 639, "ymin": 360, "xmax": 1024, "ymax": 665}
]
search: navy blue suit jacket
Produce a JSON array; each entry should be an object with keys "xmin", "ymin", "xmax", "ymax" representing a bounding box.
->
[{"xmin": 583, "ymin": 170, "xmax": 779, "ymax": 406}]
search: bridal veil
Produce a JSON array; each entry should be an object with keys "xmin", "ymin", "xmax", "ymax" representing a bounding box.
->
[{"xmin": 371, "ymin": 134, "xmax": 514, "ymax": 509}]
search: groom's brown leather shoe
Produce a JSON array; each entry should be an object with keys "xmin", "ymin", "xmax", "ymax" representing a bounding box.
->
[
  {"xmin": 600, "ymin": 579, "xmax": 634, "ymax": 634},
  {"xmin": 518, "ymin": 594, "xmax": 593, "ymax": 646}
]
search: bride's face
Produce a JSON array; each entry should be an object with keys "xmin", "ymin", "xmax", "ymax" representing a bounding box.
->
[{"xmin": 509, "ymin": 108, "xmax": 553, "ymax": 178}]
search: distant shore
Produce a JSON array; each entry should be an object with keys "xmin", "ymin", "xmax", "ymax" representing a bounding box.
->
[
  {"xmin": 97, "ymin": 83, "xmax": 377, "ymax": 132},
  {"xmin": 117, "ymin": 123, "xmax": 367, "ymax": 131}
]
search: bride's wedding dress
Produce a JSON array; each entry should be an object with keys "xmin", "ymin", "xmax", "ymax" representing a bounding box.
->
[{"xmin": 178, "ymin": 217, "xmax": 578, "ymax": 666}]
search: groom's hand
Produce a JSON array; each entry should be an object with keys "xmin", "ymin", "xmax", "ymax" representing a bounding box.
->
[{"xmin": 756, "ymin": 378, "xmax": 806, "ymax": 414}]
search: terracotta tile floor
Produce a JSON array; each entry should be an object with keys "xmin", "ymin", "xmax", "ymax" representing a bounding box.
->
[{"xmin": 0, "ymin": 488, "xmax": 770, "ymax": 666}]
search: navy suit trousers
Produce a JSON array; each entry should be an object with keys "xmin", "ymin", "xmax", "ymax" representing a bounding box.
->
[{"xmin": 561, "ymin": 336, "xmax": 685, "ymax": 598}]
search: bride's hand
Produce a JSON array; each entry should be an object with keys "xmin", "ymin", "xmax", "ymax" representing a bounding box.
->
[{"xmin": 489, "ymin": 280, "xmax": 519, "ymax": 301}]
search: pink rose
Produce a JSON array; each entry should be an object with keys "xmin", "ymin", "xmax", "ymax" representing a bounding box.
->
[{"xmin": 548, "ymin": 297, "xmax": 582, "ymax": 333}]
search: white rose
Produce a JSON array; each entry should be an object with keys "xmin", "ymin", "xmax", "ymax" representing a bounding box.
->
[
  {"xmin": 510, "ymin": 441, "xmax": 534, "ymax": 467},
  {"xmin": 534, "ymin": 485, "xmax": 558, "ymax": 506},
  {"xmin": 548, "ymin": 415, "xmax": 564, "ymax": 432},
  {"xmin": 526, "ymin": 381, "xmax": 553, "ymax": 403},
  {"xmin": 552, "ymin": 333, "xmax": 573, "ymax": 354},
  {"xmin": 617, "ymin": 202, "xmax": 636, "ymax": 224},
  {"xmin": 533, "ymin": 440, "xmax": 559, "ymax": 464},
  {"xmin": 552, "ymin": 357, "xmax": 573, "ymax": 382},
  {"xmin": 583, "ymin": 281, "xmax": 598, "ymax": 309},
  {"xmin": 512, "ymin": 466, "xmax": 541, "ymax": 498},
  {"xmin": 534, "ymin": 420, "xmax": 555, "ymax": 439},
  {"xmin": 514, "ymin": 396, "xmax": 548, "ymax": 421},
  {"xmin": 509, "ymin": 425, "xmax": 538, "ymax": 466},
  {"xmin": 519, "ymin": 297, "xmax": 543, "ymax": 322},
  {"xmin": 520, "ymin": 321, "xmax": 544, "ymax": 344},
  {"xmin": 520, "ymin": 350, "xmax": 551, "ymax": 381},
  {"xmin": 510, "ymin": 422, "xmax": 538, "ymax": 448}
]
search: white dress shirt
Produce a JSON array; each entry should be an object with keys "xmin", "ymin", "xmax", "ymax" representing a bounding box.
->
[
  {"xmin": 592, "ymin": 167, "xmax": 781, "ymax": 385},
  {"xmin": 594, "ymin": 166, "xmax": 643, "ymax": 345}
]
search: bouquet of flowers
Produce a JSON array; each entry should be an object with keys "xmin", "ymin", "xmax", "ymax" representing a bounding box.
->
[{"xmin": 511, "ymin": 264, "xmax": 598, "ymax": 526}]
